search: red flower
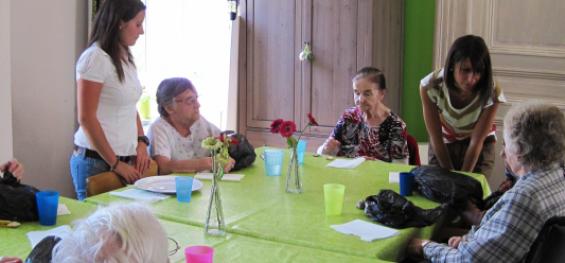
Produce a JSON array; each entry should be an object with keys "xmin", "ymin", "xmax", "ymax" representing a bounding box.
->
[
  {"xmin": 307, "ymin": 113, "xmax": 319, "ymax": 126},
  {"xmin": 218, "ymin": 133, "xmax": 225, "ymax": 142},
  {"xmin": 230, "ymin": 136, "xmax": 239, "ymax": 145},
  {"xmin": 279, "ymin": 121, "xmax": 297, "ymax": 138},
  {"xmin": 270, "ymin": 119, "xmax": 284, "ymax": 133}
]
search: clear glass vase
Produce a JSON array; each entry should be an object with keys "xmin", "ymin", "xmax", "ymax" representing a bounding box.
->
[
  {"xmin": 204, "ymin": 153, "xmax": 226, "ymax": 236},
  {"xmin": 286, "ymin": 147, "xmax": 303, "ymax": 193}
]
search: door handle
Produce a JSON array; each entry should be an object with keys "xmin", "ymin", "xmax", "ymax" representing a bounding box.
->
[{"xmin": 299, "ymin": 42, "xmax": 314, "ymax": 62}]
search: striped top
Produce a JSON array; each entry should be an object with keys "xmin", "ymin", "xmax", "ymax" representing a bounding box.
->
[{"xmin": 420, "ymin": 69, "xmax": 506, "ymax": 143}]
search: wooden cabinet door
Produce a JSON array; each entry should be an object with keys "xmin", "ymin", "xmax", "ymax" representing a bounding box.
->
[
  {"xmin": 300, "ymin": 0, "xmax": 373, "ymax": 138},
  {"xmin": 244, "ymin": 0, "xmax": 302, "ymax": 130}
]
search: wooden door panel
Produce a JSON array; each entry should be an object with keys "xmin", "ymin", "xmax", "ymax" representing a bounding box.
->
[
  {"xmin": 308, "ymin": 0, "xmax": 358, "ymax": 135},
  {"xmin": 246, "ymin": 0, "xmax": 299, "ymax": 129}
]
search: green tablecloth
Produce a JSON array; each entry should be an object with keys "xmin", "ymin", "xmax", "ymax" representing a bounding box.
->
[
  {"xmin": 0, "ymin": 197, "xmax": 97, "ymax": 259},
  {"xmin": 0, "ymin": 198, "xmax": 392, "ymax": 263},
  {"xmin": 85, "ymin": 148, "xmax": 491, "ymax": 261},
  {"xmin": 164, "ymin": 219, "xmax": 392, "ymax": 263}
]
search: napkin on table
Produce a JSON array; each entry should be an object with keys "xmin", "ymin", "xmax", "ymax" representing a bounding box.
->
[
  {"xmin": 57, "ymin": 204, "xmax": 71, "ymax": 215},
  {"xmin": 326, "ymin": 157, "xmax": 366, "ymax": 169},
  {"xmin": 27, "ymin": 225, "xmax": 71, "ymax": 247},
  {"xmin": 195, "ymin": 172, "xmax": 245, "ymax": 182},
  {"xmin": 109, "ymin": 189, "xmax": 170, "ymax": 203},
  {"xmin": 331, "ymin": 219, "xmax": 398, "ymax": 242},
  {"xmin": 388, "ymin": 172, "xmax": 400, "ymax": 184}
]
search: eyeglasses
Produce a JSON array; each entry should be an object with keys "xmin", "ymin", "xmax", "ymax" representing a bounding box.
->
[
  {"xmin": 168, "ymin": 237, "xmax": 180, "ymax": 256},
  {"xmin": 174, "ymin": 96, "xmax": 199, "ymax": 106}
]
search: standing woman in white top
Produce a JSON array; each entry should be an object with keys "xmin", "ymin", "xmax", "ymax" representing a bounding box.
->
[
  {"xmin": 70, "ymin": 0, "xmax": 150, "ymax": 200},
  {"xmin": 420, "ymin": 35, "xmax": 505, "ymax": 177}
]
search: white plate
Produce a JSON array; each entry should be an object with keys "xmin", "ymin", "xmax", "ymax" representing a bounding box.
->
[{"xmin": 134, "ymin": 176, "xmax": 203, "ymax": 194}]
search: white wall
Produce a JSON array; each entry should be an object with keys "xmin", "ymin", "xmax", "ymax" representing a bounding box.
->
[
  {"xmin": 10, "ymin": 1, "xmax": 87, "ymax": 197},
  {"xmin": 0, "ymin": 0, "xmax": 13, "ymax": 161}
]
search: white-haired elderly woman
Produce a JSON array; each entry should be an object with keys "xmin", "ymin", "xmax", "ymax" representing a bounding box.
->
[
  {"xmin": 408, "ymin": 101, "xmax": 565, "ymax": 262},
  {"xmin": 50, "ymin": 203, "xmax": 169, "ymax": 262},
  {"xmin": 147, "ymin": 77, "xmax": 234, "ymax": 174}
]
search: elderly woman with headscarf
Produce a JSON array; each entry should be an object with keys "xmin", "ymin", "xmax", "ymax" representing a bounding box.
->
[
  {"xmin": 147, "ymin": 77, "xmax": 234, "ymax": 174},
  {"xmin": 408, "ymin": 101, "xmax": 565, "ymax": 262}
]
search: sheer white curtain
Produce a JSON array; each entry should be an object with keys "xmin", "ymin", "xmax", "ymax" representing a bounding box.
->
[{"xmin": 133, "ymin": 0, "xmax": 232, "ymax": 130}]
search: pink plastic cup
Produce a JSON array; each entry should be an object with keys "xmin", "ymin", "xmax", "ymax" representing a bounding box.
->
[{"xmin": 185, "ymin": 245, "xmax": 214, "ymax": 263}]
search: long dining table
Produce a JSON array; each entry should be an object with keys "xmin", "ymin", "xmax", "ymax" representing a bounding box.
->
[{"xmin": 1, "ymin": 147, "xmax": 490, "ymax": 262}]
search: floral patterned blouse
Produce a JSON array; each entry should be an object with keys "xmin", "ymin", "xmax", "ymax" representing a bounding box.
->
[{"xmin": 330, "ymin": 107, "xmax": 408, "ymax": 162}]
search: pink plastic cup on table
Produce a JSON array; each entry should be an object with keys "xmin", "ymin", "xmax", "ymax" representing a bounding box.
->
[{"xmin": 185, "ymin": 245, "xmax": 214, "ymax": 263}]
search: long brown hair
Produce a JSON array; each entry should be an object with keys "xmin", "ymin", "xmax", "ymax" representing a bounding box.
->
[
  {"xmin": 444, "ymin": 35, "xmax": 494, "ymax": 104},
  {"xmin": 89, "ymin": 0, "xmax": 146, "ymax": 82}
]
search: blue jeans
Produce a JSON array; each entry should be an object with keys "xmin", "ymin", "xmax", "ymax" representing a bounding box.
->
[{"xmin": 70, "ymin": 148, "xmax": 110, "ymax": 200}]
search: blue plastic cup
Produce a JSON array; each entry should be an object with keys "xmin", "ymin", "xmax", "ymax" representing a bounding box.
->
[
  {"xmin": 296, "ymin": 139, "xmax": 308, "ymax": 165},
  {"xmin": 399, "ymin": 172, "xmax": 415, "ymax": 196},
  {"xmin": 175, "ymin": 176, "xmax": 193, "ymax": 203},
  {"xmin": 264, "ymin": 149, "xmax": 283, "ymax": 176},
  {"xmin": 35, "ymin": 191, "xmax": 59, "ymax": 226}
]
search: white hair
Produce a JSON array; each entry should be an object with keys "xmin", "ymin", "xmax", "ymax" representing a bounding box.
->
[
  {"xmin": 504, "ymin": 101, "xmax": 565, "ymax": 171},
  {"xmin": 52, "ymin": 203, "xmax": 169, "ymax": 263}
]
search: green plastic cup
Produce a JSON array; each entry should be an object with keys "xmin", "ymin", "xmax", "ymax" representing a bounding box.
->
[{"xmin": 324, "ymin": 184, "xmax": 345, "ymax": 216}]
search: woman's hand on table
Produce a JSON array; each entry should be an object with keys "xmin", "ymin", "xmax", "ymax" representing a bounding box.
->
[
  {"xmin": 322, "ymin": 138, "xmax": 341, "ymax": 155},
  {"xmin": 223, "ymin": 158, "xmax": 236, "ymax": 173}
]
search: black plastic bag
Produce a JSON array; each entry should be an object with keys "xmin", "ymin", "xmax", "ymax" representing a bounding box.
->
[
  {"xmin": 410, "ymin": 166, "xmax": 484, "ymax": 211},
  {"xmin": 25, "ymin": 235, "xmax": 61, "ymax": 263},
  {"xmin": 0, "ymin": 171, "xmax": 39, "ymax": 221},
  {"xmin": 358, "ymin": 190, "xmax": 446, "ymax": 229},
  {"xmin": 226, "ymin": 132, "xmax": 256, "ymax": 171}
]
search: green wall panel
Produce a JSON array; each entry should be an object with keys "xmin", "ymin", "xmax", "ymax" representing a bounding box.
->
[{"xmin": 402, "ymin": 0, "xmax": 435, "ymax": 142}]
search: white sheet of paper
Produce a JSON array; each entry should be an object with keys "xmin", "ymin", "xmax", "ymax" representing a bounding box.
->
[
  {"xmin": 331, "ymin": 219, "xmax": 398, "ymax": 242},
  {"xmin": 109, "ymin": 189, "xmax": 170, "ymax": 203},
  {"xmin": 326, "ymin": 157, "xmax": 365, "ymax": 169},
  {"xmin": 389, "ymin": 172, "xmax": 400, "ymax": 184},
  {"xmin": 195, "ymin": 173, "xmax": 245, "ymax": 182},
  {"xmin": 57, "ymin": 204, "xmax": 71, "ymax": 215},
  {"xmin": 27, "ymin": 225, "xmax": 71, "ymax": 247}
]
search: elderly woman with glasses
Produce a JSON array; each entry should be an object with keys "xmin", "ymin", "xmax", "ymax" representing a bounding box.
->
[
  {"xmin": 147, "ymin": 77, "xmax": 234, "ymax": 174},
  {"xmin": 408, "ymin": 101, "xmax": 565, "ymax": 262}
]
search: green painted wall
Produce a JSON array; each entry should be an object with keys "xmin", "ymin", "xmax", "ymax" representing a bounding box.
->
[{"xmin": 402, "ymin": 0, "xmax": 435, "ymax": 142}]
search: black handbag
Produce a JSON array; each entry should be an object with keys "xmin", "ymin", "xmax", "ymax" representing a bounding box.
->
[
  {"xmin": 224, "ymin": 132, "xmax": 256, "ymax": 171},
  {"xmin": 358, "ymin": 190, "xmax": 445, "ymax": 229},
  {"xmin": 410, "ymin": 166, "xmax": 484, "ymax": 211},
  {"xmin": 0, "ymin": 171, "xmax": 39, "ymax": 221}
]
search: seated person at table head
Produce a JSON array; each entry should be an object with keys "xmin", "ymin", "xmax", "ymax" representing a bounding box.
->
[
  {"xmin": 49, "ymin": 203, "xmax": 169, "ymax": 263},
  {"xmin": 317, "ymin": 67, "xmax": 409, "ymax": 164},
  {"xmin": 420, "ymin": 35, "xmax": 505, "ymax": 178},
  {"xmin": 408, "ymin": 101, "xmax": 565, "ymax": 263},
  {"xmin": 148, "ymin": 77, "xmax": 235, "ymax": 174}
]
